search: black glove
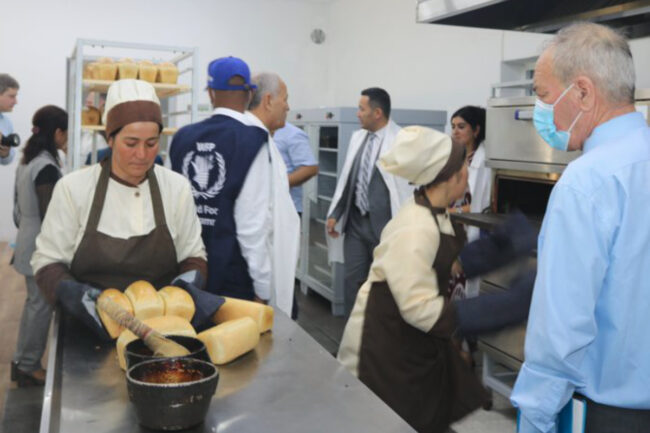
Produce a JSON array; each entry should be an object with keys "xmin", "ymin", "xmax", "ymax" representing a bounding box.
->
[
  {"xmin": 453, "ymin": 269, "xmax": 536, "ymax": 338},
  {"xmin": 56, "ymin": 279, "xmax": 111, "ymax": 341},
  {"xmin": 171, "ymin": 271, "xmax": 225, "ymax": 332},
  {"xmin": 459, "ymin": 210, "xmax": 537, "ymax": 279}
]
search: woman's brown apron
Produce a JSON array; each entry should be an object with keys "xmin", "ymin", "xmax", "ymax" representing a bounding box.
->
[
  {"xmin": 69, "ymin": 161, "xmax": 179, "ymax": 290},
  {"xmin": 357, "ymin": 191, "xmax": 488, "ymax": 433}
]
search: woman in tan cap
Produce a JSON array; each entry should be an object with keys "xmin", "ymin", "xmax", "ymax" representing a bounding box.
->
[
  {"xmin": 337, "ymin": 126, "xmax": 535, "ymax": 433},
  {"xmin": 30, "ymin": 79, "xmax": 217, "ymax": 338}
]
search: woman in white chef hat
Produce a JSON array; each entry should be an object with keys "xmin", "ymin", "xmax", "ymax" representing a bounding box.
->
[
  {"xmin": 337, "ymin": 126, "xmax": 535, "ymax": 433},
  {"xmin": 30, "ymin": 79, "xmax": 220, "ymax": 338}
]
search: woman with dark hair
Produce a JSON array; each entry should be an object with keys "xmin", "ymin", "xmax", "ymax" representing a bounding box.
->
[
  {"xmin": 30, "ymin": 80, "xmax": 215, "ymax": 341},
  {"xmin": 11, "ymin": 105, "xmax": 67, "ymax": 386},
  {"xmin": 337, "ymin": 126, "xmax": 534, "ymax": 433},
  {"xmin": 448, "ymin": 106, "xmax": 491, "ymax": 299}
]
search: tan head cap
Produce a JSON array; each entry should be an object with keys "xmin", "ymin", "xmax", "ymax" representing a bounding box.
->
[
  {"xmin": 103, "ymin": 79, "xmax": 162, "ymax": 137},
  {"xmin": 380, "ymin": 126, "xmax": 463, "ymax": 185}
]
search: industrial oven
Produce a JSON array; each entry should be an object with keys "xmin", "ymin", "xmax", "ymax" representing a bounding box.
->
[{"xmin": 454, "ymin": 89, "xmax": 650, "ymax": 399}]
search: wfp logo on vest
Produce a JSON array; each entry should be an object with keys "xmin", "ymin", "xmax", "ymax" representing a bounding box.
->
[{"xmin": 182, "ymin": 142, "xmax": 226, "ymax": 200}]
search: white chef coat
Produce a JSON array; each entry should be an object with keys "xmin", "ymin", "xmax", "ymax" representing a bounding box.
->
[
  {"xmin": 31, "ymin": 164, "xmax": 206, "ymax": 274},
  {"xmin": 242, "ymin": 111, "xmax": 300, "ymax": 315}
]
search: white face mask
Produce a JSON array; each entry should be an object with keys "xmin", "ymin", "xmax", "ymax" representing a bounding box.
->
[{"xmin": 533, "ymin": 83, "xmax": 582, "ymax": 151}]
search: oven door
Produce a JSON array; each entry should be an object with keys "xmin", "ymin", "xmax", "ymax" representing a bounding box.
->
[{"xmin": 486, "ymin": 96, "xmax": 581, "ymax": 173}]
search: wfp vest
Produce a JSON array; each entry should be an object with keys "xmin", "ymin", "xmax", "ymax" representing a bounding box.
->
[{"xmin": 170, "ymin": 115, "xmax": 267, "ymax": 299}]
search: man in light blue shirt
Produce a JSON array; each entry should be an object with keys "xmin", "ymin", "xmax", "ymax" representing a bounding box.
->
[
  {"xmin": 511, "ymin": 22, "xmax": 650, "ymax": 433},
  {"xmin": 273, "ymin": 122, "xmax": 318, "ymax": 214},
  {"xmin": 0, "ymin": 74, "xmax": 20, "ymax": 165}
]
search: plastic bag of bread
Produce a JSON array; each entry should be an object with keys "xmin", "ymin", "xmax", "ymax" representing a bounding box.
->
[
  {"xmin": 158, "ymin": 286, "xmax": 195, "ymax": 321},
  {"xmin": 117, "ymin": 58, "xmax": 138, "ymax": 79},
  {"xmin": 138, "ymin": 60, "xmax": 157, "ymax": 83},
  {"xmin": 95, "ymin": 57, "xmax": 117, "ymax": 81},
  {"xmin": 156, "ymin": 62, "xmax": 179, "ymax": 84},
  {"xmin": 116, "ymin": 315, "xmax": 196, "ymax": 370},
  {"xmin": 96, "ymin": 288, "xmax": 133, "ymax": 339},
  {"xmin": 81, "ymin": 106, "xmax": 101, "ymax": 126},
  {"xmin": 212, "ymin": 296, "xmax": 274, "ymax": 333},
  {"xmin": 198, "ymin": 317, "xmax": 259, "ymax": 365},
  {"xmin": 125, "ymin": 280, "xmax": 164, "ymax": 320}
]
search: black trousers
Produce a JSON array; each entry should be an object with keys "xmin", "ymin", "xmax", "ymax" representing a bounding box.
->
[{"xmin": 584, "ymin": 396, "xmax": 650, "ymax": 433}]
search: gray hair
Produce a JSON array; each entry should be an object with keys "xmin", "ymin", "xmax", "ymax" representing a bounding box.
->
[
  {"xmin": 0, "ymin": 73, "xmax": 19, "ymax": 94},
  {"xmin": 248, "ymin": 72, "xmax": 281, "ymax": 110},
  {"xmin": 546, "ymin": 22, "xmax": 635, "ymax": 105}
]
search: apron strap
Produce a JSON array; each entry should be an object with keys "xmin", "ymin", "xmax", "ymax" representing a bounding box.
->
[
  {"xmin": 146, "ymin": 167, "xmax": 168, "ymax": 228},
  {"xmin": 86, "ymin": 160, "xmax": 112, "ymax": 231}
]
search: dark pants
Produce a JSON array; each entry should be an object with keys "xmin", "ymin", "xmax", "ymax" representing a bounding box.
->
[
  {"xmin": 343, "ymin": 207, "xmax": 380, "ymax": 316},
  {"xmin": 584, "ymin": 396, "xmax": 650, "ymax": 433}
]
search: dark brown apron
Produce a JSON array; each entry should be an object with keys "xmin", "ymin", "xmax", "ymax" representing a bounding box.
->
[
  {"xmin": 69, "ymin": 161, "xmax": 179, "ymax": 291},
  {"xmin": 358, "ymin": 190, "xmax": 487, "ymax": 433}
]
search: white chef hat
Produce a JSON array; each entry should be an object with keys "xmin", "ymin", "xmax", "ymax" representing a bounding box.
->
[
  {"xmin": 379, "ymin": 126, "xmax": 465, "ymax": 186},
  {"xmin": 102, "ymin": 79, "xmax": 162, "ymax": 138}
]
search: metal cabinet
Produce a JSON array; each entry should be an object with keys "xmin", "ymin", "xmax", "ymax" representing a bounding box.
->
[
  {"xmin": 65, "ymin": 39, "xmax": 199, "ymax": 171},
  {"xmin": 291, "ymin": 107, "xmax": 447, "ymax": 315}
]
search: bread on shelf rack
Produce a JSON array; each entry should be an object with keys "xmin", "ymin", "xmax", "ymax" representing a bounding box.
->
[
  {"xmin": 157, "ymin": 62, "xmax": 179, "ymax": 84},
  {"xmin": 95, "ymin": 57, "xmax": 117, "ymax": 81},
  {"xmin": 117, "ymin": 58, "xmax": 138, "ymax": 79},
  {"xmin": 81, "ymin": 106, "xmax": 102, "ymax": 126},
  {"xmin": 138, "ymin": 60, "xmax": 157, "ymax": 83}
]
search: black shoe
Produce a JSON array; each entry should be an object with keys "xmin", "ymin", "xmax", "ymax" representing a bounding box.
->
[
  {"xmin": 15, "ymin": 367, "xmax": 46, "ymax": 387},
  {"xmin": 10, "ymin": 361, "xmax": 19, "ymax": 382}
]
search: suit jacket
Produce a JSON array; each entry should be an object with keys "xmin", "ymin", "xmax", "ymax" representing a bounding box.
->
[{"xmin": 326, "ymin": 120, "xmax": 413, "ymax": 263}]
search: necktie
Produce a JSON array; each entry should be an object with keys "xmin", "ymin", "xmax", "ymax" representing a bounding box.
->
[{"xmin": 355, "ymin": 133, "xmax": 377, "ymax": 216}]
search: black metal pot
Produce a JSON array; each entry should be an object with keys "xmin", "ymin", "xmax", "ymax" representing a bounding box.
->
[
  {"xmin": 126, "ymin": 358, "xmax": 219, "ymax": 431},
  {"xmin": 125, "ymin": 335, "xmax": 210, "ymax": 370}
]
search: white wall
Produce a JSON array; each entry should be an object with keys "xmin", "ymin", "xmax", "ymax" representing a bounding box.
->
[
  {"xmin": 0, "ymin": 0, "xmax": 331, "ymax": 242},
  {"xmin": 1, "ymin": 1, "xmax": 648, "ymax": 242},
  {"xmin": 324, "ymin": 0, "xmax": 550, "ymax": 122}
]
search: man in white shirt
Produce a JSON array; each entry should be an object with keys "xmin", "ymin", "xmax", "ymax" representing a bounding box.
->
[
  {"xmin": 244, "ymin": 72, "xmax": 301, "ymax": 318},
  {"xmin": 169, "ymin": 57, "xmax": 276, "ymax": 307},
  {"xmin": 0, "ymin": 74, "xmax": 20, "ymax": 165}
]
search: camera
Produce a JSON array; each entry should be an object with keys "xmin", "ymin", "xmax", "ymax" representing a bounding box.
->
[{"xmin": 1, "ymin": 133, "xmax": 20, "ymax": 147}]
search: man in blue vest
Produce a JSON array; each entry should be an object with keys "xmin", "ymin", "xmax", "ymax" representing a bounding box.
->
[{"xmin": 169, "ymin": 57, "xmax": 271, "ymax": 303}]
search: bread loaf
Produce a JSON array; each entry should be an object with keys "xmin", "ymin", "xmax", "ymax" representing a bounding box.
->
[
  {"xmin": 83, "ymin": 62, "xmax": 97, "ymax": 80},
  {"xmin": 198, "ymin": 317, "xmax": 260, "ymax": 365},
  {"xmin": 95, "ymin": 57, "xmax": 117, "ymax": 81},
  {"xmin": 124, "ymin": 280, "xmax": 164, "ymax": 320},
  {"xmin": 117, "ymin": 58, "xmax": 138, "ymax": 79},
  {"xmin": 138, "ymin": 60, "xmax": 157, "ymax": 83},
  {"xmin": 156, "ymin": 62, "xmax": 179, "ymax": 84},
  {"xmin": 116, "ymin": 315, "xmax": 196, "ymax": 370},
  {"xmin": 81, "ymin": 106, "xmax": 101, "ymax": 125},
  {"xmin": 96, "ymin": 288, "xmax": 133, "ymax": 339},
  {"xmin": 213, "ymin": 297, "xmax": 274, "ymax": 333},
  {"xmin": 159, "ymin": 286, "xmax": 195, "ymax": 321}
]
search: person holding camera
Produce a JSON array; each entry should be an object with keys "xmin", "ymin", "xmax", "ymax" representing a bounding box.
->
[
  {"xmin": 11, "ymin": 105, "xmax": 67, "ymax": 386},
  {"xmin": 0, "ymin": 74, "xmax": 20, "ymax": 165}
]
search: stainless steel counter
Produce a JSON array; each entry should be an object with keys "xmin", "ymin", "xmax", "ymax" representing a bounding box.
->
[{"xmin": 40, "ymin": 311, "xmax": 415, "ymax": 433}]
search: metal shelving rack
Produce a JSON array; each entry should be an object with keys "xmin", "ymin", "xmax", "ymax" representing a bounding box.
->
[
  {"xmin": 66, "ymin": 39, "xmax": 199, "ymax": 171},
  {"xmin": 291, "ymin": 107, "xmax": 447, "ymax": 316}
]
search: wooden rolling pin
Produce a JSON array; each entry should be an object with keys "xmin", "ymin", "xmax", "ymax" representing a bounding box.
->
[{"xmin": 97, "ymin": 296, "xmax": 190, "ymax": 358}]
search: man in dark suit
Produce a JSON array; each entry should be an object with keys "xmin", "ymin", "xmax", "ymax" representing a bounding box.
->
[{"xmin": 326, "ymin": 88, "xmax": 411, "ymax": 315}]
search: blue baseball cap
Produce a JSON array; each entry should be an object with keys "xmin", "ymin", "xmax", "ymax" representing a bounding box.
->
[{"xmin": 207, "ymin": 56, "xmax": 257, "ymax": 91}]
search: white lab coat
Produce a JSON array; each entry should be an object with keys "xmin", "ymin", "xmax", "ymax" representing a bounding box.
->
[
  {"xmin": 243, "ymin": 112, "xmax": 301, "ymax": 316},
  {"xmin": 465, "ymin": 144, "xmax": 492, "ymax": 298},
  {"xmin": 326, "ymin": 120, "xmax": 413, "ymax": 263}
]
